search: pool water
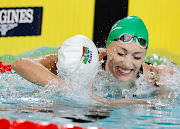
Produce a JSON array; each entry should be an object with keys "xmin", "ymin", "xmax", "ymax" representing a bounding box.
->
[{"xmin": 0, "ymin": 47, "xmax": 180, "ymax": 129}]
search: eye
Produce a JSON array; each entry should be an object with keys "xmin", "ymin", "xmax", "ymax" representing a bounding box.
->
[
  {"xmin": 134, "ymin": 57, "xmax": 141, "ymax": 60},
  {"xmin": 118, "ymin": 53, "xmax": 124, "ymax": 56}
]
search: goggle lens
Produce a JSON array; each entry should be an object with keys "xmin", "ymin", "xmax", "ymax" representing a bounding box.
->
[
  {"xmin": 120, "ymin": 34, "xmax": 132, "ymax": 42},
  {"xmin": 137, "ymin": 38, "xmax": 146, "ymax": 47}
]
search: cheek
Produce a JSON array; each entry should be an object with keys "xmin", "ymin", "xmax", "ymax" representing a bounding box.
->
[
  {"xmin": 108, "ymin": 51, "xmax": 117, "ymax": 61},
  {"xmin": 109, "ymin": 54, "xmax": 122, "ymax": 66}
]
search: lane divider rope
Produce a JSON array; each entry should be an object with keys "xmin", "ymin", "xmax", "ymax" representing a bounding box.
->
[{"xmin": 0, "ymin": 115, "xmax": 104, "ymax": 129}]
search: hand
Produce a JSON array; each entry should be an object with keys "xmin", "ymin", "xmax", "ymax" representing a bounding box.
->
[{"xmin": 146, "ymin": 63, "xmax": 174, "ymax": 88}]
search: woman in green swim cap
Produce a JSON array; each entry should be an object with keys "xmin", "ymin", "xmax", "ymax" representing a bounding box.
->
[
  {"xmin": 99, "ymin": 16, "xmax": 148, "ymax": 82},
  {"xmin": 99, "ymin": 16, "xmax": 173, "ymax": 87}
]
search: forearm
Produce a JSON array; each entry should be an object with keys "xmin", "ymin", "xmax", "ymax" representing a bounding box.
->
[
  {"xmin": 91, "ymin": 87, "xmax": 149, "ymax": 105},
  {"xmin": 106, "ymin": 98, "xmax": 150, "ymax": 104},
  {"xmin": 12, "ymin": 58, "xmax": 64, "ymax": 87}
]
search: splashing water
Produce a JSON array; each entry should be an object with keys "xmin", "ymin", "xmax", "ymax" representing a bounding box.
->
[
  {"xmin": 93, "ymin": 60, "xmax": 180, "ymax": 107},
  {"xmin": 0, "ymin": 71, "xmax": 57, "ymax": 106},
  {"xmin": 0, "ymin": 47, "xmax": 180, "ymax": 128},
  {"xmin": 54, "ymin": 63, "xmax": 100, "ymax": 105},
  {"xmin": 0, "ymin": 47, "xmax": 179, "ymax": 107}
]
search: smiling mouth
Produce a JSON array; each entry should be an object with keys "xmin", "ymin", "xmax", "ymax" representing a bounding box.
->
[{"xmin": 115, "ymin": 66, "xmax": 133, "ymax": 75}]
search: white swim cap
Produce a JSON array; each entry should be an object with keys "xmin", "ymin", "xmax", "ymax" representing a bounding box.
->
[{"xmin": 56, "ymin": 35, "xmax": 99, "ymax": 80}]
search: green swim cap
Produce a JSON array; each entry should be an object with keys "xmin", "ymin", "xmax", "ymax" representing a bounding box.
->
[{"xmin": 106, "ymin": 16, "xmax": 149, "ymax": 48}]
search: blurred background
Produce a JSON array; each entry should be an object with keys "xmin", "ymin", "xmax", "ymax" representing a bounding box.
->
[{"xmin": 0, "ymin": 0, "xmax": 179, "ymax": 65}]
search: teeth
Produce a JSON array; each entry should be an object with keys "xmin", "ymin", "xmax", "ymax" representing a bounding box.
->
[{"xmin": 118, "ymin": 67, "xmax": 131, "ymax": 73}]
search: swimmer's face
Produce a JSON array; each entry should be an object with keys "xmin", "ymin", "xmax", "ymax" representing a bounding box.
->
[{"xmin": 106, "ymin": 41, "xmax": 146, "ymax": 82}]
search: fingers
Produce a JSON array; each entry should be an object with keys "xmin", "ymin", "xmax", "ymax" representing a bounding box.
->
[
  {"xmin": 146, "ymin": 65, "xmax": 165, "ymax": 88},
  {"xmin": 146, "ymin": 63, "xmax": 173, "ymax": 88},
  {"xmin": 153, "ymin": 62, "xmax": 157, "ymax": 67}
]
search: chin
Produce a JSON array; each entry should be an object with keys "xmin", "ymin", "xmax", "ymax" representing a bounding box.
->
[{"xmin": 115, "ymin": 76, "xmax": 132, "ymax": 82}]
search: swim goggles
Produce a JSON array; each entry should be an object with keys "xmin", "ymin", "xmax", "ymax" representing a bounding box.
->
[{"xmin": 114, "ymin": 34, "xmax": 147, "ymax": 49}]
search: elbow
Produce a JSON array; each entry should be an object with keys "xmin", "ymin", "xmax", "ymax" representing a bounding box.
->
[{"xmin": 12, "ymin": 58, "xmax": 27, "ymax": 71}]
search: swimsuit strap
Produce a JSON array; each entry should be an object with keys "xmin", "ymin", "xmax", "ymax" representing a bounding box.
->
[
  {"xmin": 102, "ymin": 55, "xmax": 107, "ymax": 70},
  {"xmin": 136, "ymin": 65, "xmax": 143, "ymax": 78}
]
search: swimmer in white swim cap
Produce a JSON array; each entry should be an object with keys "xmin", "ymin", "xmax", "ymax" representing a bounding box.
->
[{"xmin": 56, "ymin": 35, "xmax": 99, "ymax": 81}]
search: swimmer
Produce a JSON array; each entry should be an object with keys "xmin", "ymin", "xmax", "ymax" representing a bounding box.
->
[{"xmin": 12, "ymin": 16, "xmax": 174, "ymax": 104}]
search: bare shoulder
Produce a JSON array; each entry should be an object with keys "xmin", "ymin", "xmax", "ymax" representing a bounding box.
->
[{"xmin": 98, "ymin": 48, "xmax": 107, "ymax": 61}]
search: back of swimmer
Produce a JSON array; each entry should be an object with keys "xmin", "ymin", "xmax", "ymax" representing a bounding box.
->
[{"xmin": 56, "ymin": 35, "xmax": 99, "ymax": 83}]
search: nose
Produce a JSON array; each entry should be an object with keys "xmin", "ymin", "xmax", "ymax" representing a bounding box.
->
[{"xmin": 122, "ymin": 55, "xmax": 132, "ymax": 68}]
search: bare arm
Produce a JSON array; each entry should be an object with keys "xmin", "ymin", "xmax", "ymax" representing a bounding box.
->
[
  {"xmin": 12, "ymin": 54, "xmax": 64, "ymax": 87},
  {"xmin": 90, "ymin": 86, "xmax": 150, "ymax": 105}
]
